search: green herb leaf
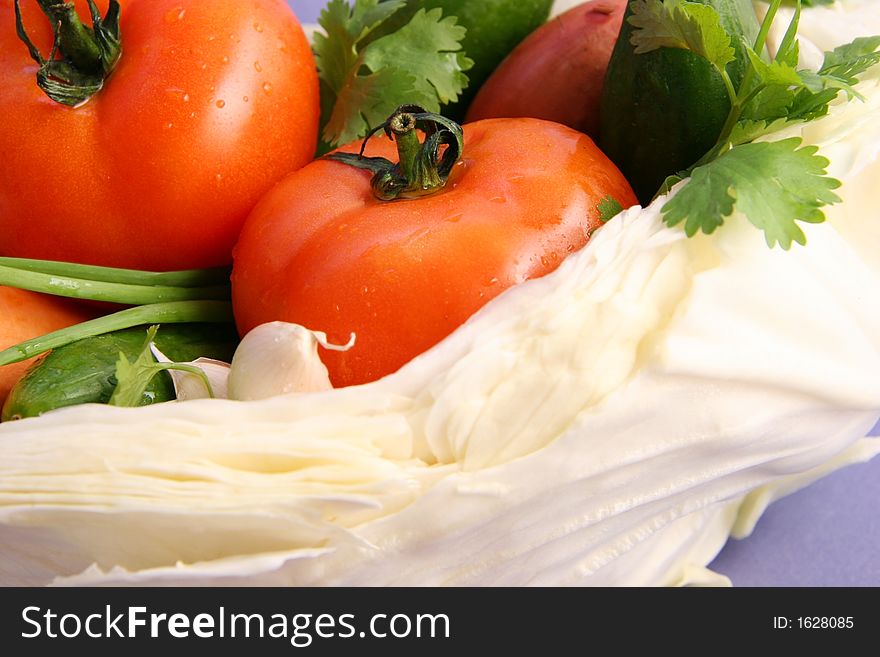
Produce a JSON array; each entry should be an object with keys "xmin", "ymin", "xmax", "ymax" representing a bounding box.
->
[
  {"xmin": 597, "ymin": 196, "xmax": 624, "ymax": 223},
  {"xmin": 108, "ymin": 325, "xmax": 164, "ymax": 407},
  {"xmin": 759, "ymin": 36, "xmax": 880, "ymax": 124},
  {"xmin": 628, "ymin": 0, "xmax": 735, "ymax": 71},
  {"xmin": 728, "ymin": 117, "xmax": 796, "ymax": 145},
  {"xmin": 661, "ymin": 138, "xmax": 841, "ymax": 248},
  {"xmin": 363, "ymin": 9, "xmax": 471, "ymax": 106},
  {"xmin": 774, "ymin": 1, "xmax": 801, "ymax": 68},
  {"xmin": 628, "ymin": 0, "xmax": 878, "ymax": 248},
  {"xmin": 108, "ymin": 326, "xmax": 216, "ymax": 407},
  {"xmin": 315, "ymin": 1, "xmax": 472, "ymax": 148},
  {"xmin": 324, "ymin": 67, "xmax": 419, "ymax": 146},
  {"xmin": 745, "ymin": 47, "xmax": 803, "ymax": 87},
  {"xmin": 817, "ymin": 36, "xmax": 880, "ymax": 97}
]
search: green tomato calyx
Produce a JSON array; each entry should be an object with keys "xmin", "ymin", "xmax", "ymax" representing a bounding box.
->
[
  {"xmin": 15, "ymin": 0, "xmax": 122, "ymax": 107},
  {"xmin": 326, "ymin": 104, "xmax": 464, "ymax": 201}
]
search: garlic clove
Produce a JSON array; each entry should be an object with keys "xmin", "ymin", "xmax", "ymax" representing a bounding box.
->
[
  {"xmin": 150, "ymin": 344, "xmax": 231, "ymax": 400},
  {"xmin": 227, "ymin": 322, "xmax": 355, "ymax": 401},
  {"xmin": 172, "ymin": 358, "xmax": 231, "ymax": 400}
]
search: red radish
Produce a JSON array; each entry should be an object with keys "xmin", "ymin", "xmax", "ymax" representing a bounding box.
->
[{"xmin": 465, "ymin": 0, "xmax": 627, "ymax": 138}]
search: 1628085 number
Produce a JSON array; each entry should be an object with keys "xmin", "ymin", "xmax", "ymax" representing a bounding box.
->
[{"xmin": 797, "ymin": 617, "xmax": 854, "ymax": 629}]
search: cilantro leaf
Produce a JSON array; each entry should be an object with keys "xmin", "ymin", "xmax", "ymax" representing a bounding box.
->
[
  {"xmin": 738, "ymin": 47, "xmax": 806, "ymax": 122},
  {"xmin": 324, "ymin": 67, "xmax": 420, "ymax": 146},
  {"xmin": 744, "ymin": 48, "xmax": 802, "ymax": 87},
  {"xmin": 818, "ymin": 36, "xmax": 880, "ymax": 97},
  {"xmin": 314, "ymin": 1, "xmax": 472, "ymax": 148},
  {"xmin": 628, "ymin": 0, "xmax": 735, "ymax": 72},
  {"xmin": 313, "ymin": 1, "xmax": 404, "ymax": 93},
  {"xmin": 728, "ymin": 118, "xmax": 796, "ymax": 146},
  {"xmin": 597, "ymin": 196, "xmax": 624, "ymax": 223},
  {"xmin": 759, "ymin": 36, "xmax": 880, "ymax": 124},
  {"xmin": 108, "ymin": 325, "xmax": 164, "ymax": 407},
  {"xmin": 362, "ymin": 9, "xmax": 471, "ymax": 106},
  {"xmin": 774, "ymin": 1, "xmax": 801, "ymax": 68},
  {"xmin": 625, "ymin": 0, "xmax": 877, "ymax": 249},
  {"xmin": 661, "ymin": 138, "xmax": 841, "ymax": 249},
  {"xmin": 109, "ymin": 327, "xmax": 216, "ymax": 407}
]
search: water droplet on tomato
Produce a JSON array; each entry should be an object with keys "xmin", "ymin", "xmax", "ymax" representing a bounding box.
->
[
  {"xmin": 216, "ymin": 99, "xmax": 226, "ymax": 108},
  {"xmin": 165, "ymin": 6, "xmax": 185, "ymax": 23},
  {"xmin": 215, "ymin": 173, "xmax": 223, "ymax": 182},
  {"xmin": 166, "ymin": 122, "xmax": 174, "ymax": 129},
  {"xmin": 182, "ymin": 93, "xmax": 190, "ymax": 102},
  {"xmin": 221, "ymin": 56, "xmax": 229, "ymax": 64},
  {"xmin": 262, "ymin": 82, "xmax": 273, "ymax": 95},
  {"xmin": 254, "ymin": 61, "xmax": 263, "ymax": 73},
  {"xmin": 489, "ymin": 196, "xmax": 506, "ymax": 204},
  {"xmin": 243, "ymin": 96, "xmax": 249, "ymax": 103},
  {"xmin": 253, "ymin": 22, "xmax": 263, "ymax": 33}
]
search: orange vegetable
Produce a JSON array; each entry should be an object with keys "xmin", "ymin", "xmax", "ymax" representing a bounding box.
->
[{"xmin": 0, "ymin": 287, "xmax": 93, "ymax": 407}]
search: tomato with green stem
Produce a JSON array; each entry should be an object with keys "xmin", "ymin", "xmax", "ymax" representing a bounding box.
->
[
  {"xmin": 232, "ymin": 107, "xmax": 638, "ymax": 388},
  {"xmin": 0, "ymin": 0, "xmax": 319, "ymax": 270}
]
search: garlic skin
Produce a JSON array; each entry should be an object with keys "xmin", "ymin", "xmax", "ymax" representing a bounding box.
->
[
  {"xmin": 149, "ymin": 344, "xmax": 231, "ymax": 401},
  {"xmin": 227, "ymin": 322, "xmax": 354, "ymax": 401},
  {"xmin": 171, "ymin": 359, "xmax": 231, "ymax": 401}
]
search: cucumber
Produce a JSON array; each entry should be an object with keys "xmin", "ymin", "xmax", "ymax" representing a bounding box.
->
[
  {"xmin": 369, "ymin": 0, "xmax": 554, "ymax": 120},
  {"xmin": 1, "ymin": 323, "xmax": 238, "ymax": 421},
  {"xmin": 598, "ymin": 0, "xmax": 761, "ymax": 204}
]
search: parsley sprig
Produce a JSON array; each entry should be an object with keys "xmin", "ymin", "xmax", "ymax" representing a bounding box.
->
[
  {"xmin": 629, "ymin": 0, "xmax": 880, "ymax": 248},
  {"xmin": 313, "ymin": 0, "xmax": 473, "ymax": 150}
]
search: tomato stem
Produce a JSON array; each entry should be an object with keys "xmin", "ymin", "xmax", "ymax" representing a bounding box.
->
[
  {"xmin": 390, "ymin": 111, "xmax": 423, "ymax": 187},
  {"xmin": 15, "ymin": 0, "xmax": 122, "ymax": 106},
  {"xmin": 326, "ymin": 104, "xmax": 464, "ymax": 201}
]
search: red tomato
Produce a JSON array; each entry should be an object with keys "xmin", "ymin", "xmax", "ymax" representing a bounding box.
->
[
  {"xmin": 0, "ymin": 0, "xmax": 319, "ymax": 270},
  {"xmin": 232, "ymin": 116, "xmax": 637, "ymax": 388},
  {"xmin": 465, "ymin": 0, "xmax": 626, "ymax": 139}
]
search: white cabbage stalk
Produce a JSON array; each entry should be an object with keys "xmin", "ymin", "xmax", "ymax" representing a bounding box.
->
[{"xmin": 0, "ymin": 2, "xmax": 879, "ymax": 587}]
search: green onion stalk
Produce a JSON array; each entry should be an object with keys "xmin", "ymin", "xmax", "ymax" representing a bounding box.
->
[{"xmin": 0, "ymin": 257, "xmax": 233, "ymax": 367}]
